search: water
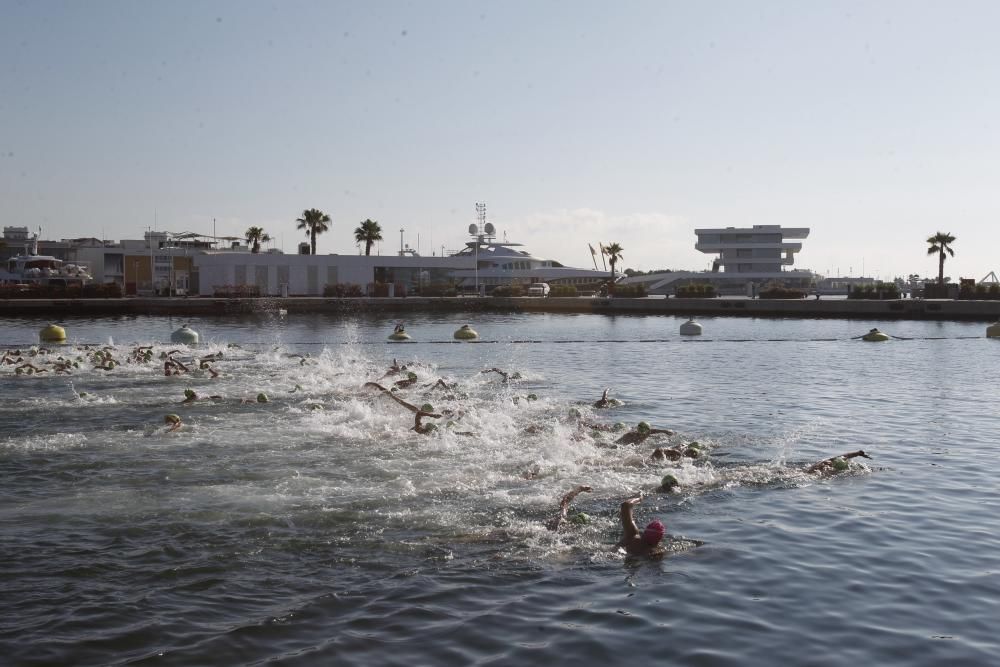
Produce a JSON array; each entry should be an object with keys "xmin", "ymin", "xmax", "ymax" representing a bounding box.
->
[{"xmin": 1, "ymin": 312, "xmax": 998, "ymax": 666}]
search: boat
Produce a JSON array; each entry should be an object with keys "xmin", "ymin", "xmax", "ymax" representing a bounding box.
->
[
  {"xmin": 1, "ymin": 231, "xmax": 93, "ymax": 288},
  {"xmin": 447, "ymin": 223, "xmax": 616, "ymax": 293},
  {"xmin": 1, "ymin": 253, "xmax": 93, "ymax": 287}
]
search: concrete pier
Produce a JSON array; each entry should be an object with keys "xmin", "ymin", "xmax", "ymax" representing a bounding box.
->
[{"xmin": 4, "ymin": 296, "xmax": 1000, "ymax": 321}]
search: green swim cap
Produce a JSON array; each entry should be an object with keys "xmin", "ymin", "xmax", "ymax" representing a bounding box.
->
[
  {"xmin": 407, "ymin": 371, "xmax": 417, "ymax": 381},
  {"xmin": 613, "ymin": 422, "xmax": 627, "ymax": 432},
  {"xmin": 423, "ymin": 423, "xmax": 438, "ymax": 432},
  {"xmin": 78, "ymin": 392, "xmax": 88, "ymax": 398},
  {"xmin": 688, "ymin": 441, "xmax": 701, "ymax": 449},
  {"xmin": 526, "ymin": 393, "xmax": 537, "ymax": 401},
  {"xmin": 569, "ymin": 512, "xmax": 590, "ymax": 525},
  {"xmin": 164, "ymin": 414, "xmax": 181, "ymax": 424},
  {"xmin": 184, "ymin": 389, "xmax": 196, "ymax": 399},
  {"xmin": 831, "ymin": 456, "xmax": 849, "ymax": 471},
  {"xmin": 568, "ymin": 407, "xmax": 582, "ymax": 419},
  {"xmin": 421, "ymin": 403, "xmax": 434, "ymax": 413},
  {"xmin": 637, "ymin": 421, "xmax": 651, "ymax": 434},
  {"xmin": 257, "ymin": 393, "xmax": 269, "ymax": 403},
  {"xmin": 660, "ymin": 474, "xmax": 679, "ymax": 490}
]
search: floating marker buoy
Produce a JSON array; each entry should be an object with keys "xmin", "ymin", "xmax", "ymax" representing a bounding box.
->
[
  {"xmin": 170, "ymin": 324, "xmax": 199, "ymax": 345},
  {"xmin": 987, "ymin": 322, "xmax": 1000, "ymax": 338},
  {"xmin": 862, "ymin": 328, "xmax": 890, "ymax": 342},
  {"xmin": 679, "ymin": 318, "xmax": 702, "ymax": 336},
  {"xmin": 388, "ymin": 327, "xmax": 411, "ymax": 341},
  {"xmin": 39, "ymin": 324, "xmax": 66, "ymax": 342},
  {"xmin": 454, "ymin": 324, "xmax": 478, "ymax": 340}
]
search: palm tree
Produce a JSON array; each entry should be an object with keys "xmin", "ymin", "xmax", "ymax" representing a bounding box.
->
[
  {"xmin": 296, "ymin": 208, "xmax": 331, "ymax": 255},
  {"xmin": 244, "ymin": 226, "xmax": 271, "ymax": 254},
  {"xmin": 603, "ymin": 242, "xmax": 624, "ymax": 282},
  {"xmin": 926, "ymin": 232, "xmax": 956, "ymax": 285},
  {"xmin": 354, "ymin": 219, "xmax": 383, "ymax": 256}
]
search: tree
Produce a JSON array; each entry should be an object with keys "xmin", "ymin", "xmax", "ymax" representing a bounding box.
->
[
  {"xmin": 926, "ymin": 232, "xmax": 956, "ymax": 285},
  {"xmin": 244, "ymin": 226, "xmax": 271, "ymax": 254},
  {"xmin": 603, "ymin": 242, "xmax": 624, "ymax": 282},
  {"xmin": 296, "ymin": 208, "xmax": 331, "ymax": 255},
  {"xmin": 354, "ymin": 218, "xmax": 383, "ymax": 256}
]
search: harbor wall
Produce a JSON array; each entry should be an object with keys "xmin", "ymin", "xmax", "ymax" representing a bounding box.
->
[{"xmin": 3, "ymin": 296, "xmax": 1000, "ymax": 321}]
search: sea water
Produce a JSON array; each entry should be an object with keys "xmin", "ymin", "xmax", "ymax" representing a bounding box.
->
[{"xmin": 1, "ymin": 312, "xmax": 998, "ymax": 666}]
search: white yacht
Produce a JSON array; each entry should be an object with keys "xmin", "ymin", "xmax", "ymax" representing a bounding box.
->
[
  {"xmin": 448, "ymin": 222, "xmax": 617, "ymax": 292},
  {"xmin": 0, "ymin": 236, "xmax": 93, "ymax": 287}
]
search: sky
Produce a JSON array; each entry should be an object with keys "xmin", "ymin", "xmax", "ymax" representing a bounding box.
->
[{"xmin": 2, "ymin": 0, "xmax": 999, "ymax": 281}]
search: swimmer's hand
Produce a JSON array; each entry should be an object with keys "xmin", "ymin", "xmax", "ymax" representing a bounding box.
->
[{"xmin": 624, "ymin": 495, "xmax": 643, "ymax": 506}]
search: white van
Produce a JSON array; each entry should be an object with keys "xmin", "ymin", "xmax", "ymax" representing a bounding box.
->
[{"xmin": 527, "ymin": 282, "xmax": 551, "ymax": 297}]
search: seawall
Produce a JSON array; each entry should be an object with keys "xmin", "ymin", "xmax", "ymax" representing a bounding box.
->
[{"xmin": 3, "ymin": 296, "xmax": 1000, "ymax": 321}]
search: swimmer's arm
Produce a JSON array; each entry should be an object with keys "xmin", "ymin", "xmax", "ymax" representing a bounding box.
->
[
  {"xmin": 558, "ymin": 485, "xmax": 592, "ymax": 515},
  {"xmin": 620, "ymin": 496, "xmax": 642, "ymax": 542}
]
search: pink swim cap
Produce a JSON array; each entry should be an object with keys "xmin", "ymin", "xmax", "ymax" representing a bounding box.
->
[{"xmin": 642, "ymin": 519, "xmax": 665, "ymax": 545}]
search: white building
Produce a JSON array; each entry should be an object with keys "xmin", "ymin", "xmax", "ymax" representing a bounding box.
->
[{"xmin": 621, "ymin": 225, "xmax": 817, "ymax": 295}]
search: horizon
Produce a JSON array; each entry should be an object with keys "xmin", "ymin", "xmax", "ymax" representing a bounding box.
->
[{"xmin": 2, "ymin": 1, "xmax": 998, "ymax": 282}]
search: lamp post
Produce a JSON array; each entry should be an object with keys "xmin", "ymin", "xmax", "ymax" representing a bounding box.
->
[{"xmin": 399, "ymin": 228, "xmax": 404, "ymax": 256}]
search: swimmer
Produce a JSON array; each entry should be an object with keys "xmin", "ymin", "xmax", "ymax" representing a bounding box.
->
[
  {"xmin": 164, "ymin": 414, "xmax": 182, "ymax": 432},
  {"xmin": 480, "ymin": 367, "xmax": 522, "ymax": 383},
  {"xmin": 593, "ymin": 388, "xmax": 621, "ymax": 409},
  {"xmin": 806, "ymin": 450, "xmax": 872, "ymax": 475},
  {"xmin": 411, "ymin": 409, "xmax": 442, "ymax": 434},
  {"xmin": 617, "ymin": 495, "xmax": 666, "ymax": 558},
  {"xmin": 393, "ymin": 371, "xmax": 419, "ymax": 389},
  {"xmin": 380, "ymin": 358, "xmax": 407, "ymax": 379},
  {"xmin": 657, "ymin": 474, "xmax": 679, "ymax": 493},
  {"xmin": 545, "ymin": 485, "xmax": 593, "ymax": 531},
  {"xmin": 650, "ymin": 442, "xmax": 701, "ymax": 462},
  {"xmin": 616, "ymin": 421, "xmax": 674, "ymax": 445},
  {"xmin": 198, "ymin": 360, "xmax": 219, "ymax": 378}
]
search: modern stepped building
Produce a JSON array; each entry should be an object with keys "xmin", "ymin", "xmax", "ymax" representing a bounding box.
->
[
  {"xmin": 621, "ymin": 225, "xmax": 817, "ymax": 295},
  {"xmin": 695, "ymin": 225, "xmax": 809, "ymax": 274}
]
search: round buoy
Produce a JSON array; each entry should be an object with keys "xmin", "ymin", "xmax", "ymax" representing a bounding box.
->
[
  {"xmin": 39, "ymin": 324, "xmax": 66, "ymax": 342},
  {"xmin": 679, "ymin": 318, "xmax": 702, "ymax": 336},
  {"xmin": 170, "ymin": 324, "xmax": 199, "ymax": 345},
  {"xmin": 987, "ymin": 322, "xmax": 1000, "ymax": 338},
  {"xmin": 454, "ymin": 324, "xmax": 479, "ymax": 340},
  {"xmin": 862, "ymin": 328, "xmax": 890, "ymax": 342}
]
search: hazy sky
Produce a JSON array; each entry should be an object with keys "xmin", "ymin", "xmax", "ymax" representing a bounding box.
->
[{"xmin": 2, "ymin": 1, "xmax": 998, "ymax": 280}]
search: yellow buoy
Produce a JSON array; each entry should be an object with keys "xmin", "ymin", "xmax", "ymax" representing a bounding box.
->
[
  {"xmin": 987, "ymin": 322, "xmax": 1000, "ymax": 338},
  {"xmin": 454, "ymin": 324, "xmax": 479, "ymax": 340},
  {"xmin": 39, "ymin": 324, "xmax": 67, "ymax": 342},
  {"xmin": 862, "ymin": 328, "xmax": 890, "ymax": 342},
  {"xmin": 388, "ymin": 324, "xmax": 411, "ymax": 341}
]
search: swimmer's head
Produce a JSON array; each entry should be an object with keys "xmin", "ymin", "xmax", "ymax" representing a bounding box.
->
[
  {"xmin": 184, "ymin": 389, "xmax": 196, "ymax": 399},
  {"xmin": 407, "ymin": 371, "xmax": 417, "ymax": 381},
  {"xmin": 642, "ymin": 519, "xmax": 665, "ymax": 546},
  {"xmin": 637, "ymin": 421, "xmax": 651, "ymax": 435},
  {"xmin": 568, "ymin": 407, "xmax": 582, "ymax": 419},
  {"xmin": 164, "ymin": 414, "xmax": 181, "ymax": 425},
  {"xmin": 659, "ymin": 475, "xmax": 679, "ymax": 492},
  {"xmin": 257, "ymin": 393, "xmax": 269, "ymax": 403},
  {"xmin": 831, "ymin": 456, "xmax": 849, "ymax": 471},
  {"xmin": 421, "ymin": 403, "xmax": 434, "ymax": 413}
]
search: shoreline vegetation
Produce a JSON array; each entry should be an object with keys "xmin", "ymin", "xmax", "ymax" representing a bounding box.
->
[{"xmin": 4, "ymin": 295, "xmax": 1000, "ymax": 321}]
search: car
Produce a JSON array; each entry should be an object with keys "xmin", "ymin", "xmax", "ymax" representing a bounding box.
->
[{"xmin": 527, "ymin": 282, "xmax": 550, "ymax": 297}]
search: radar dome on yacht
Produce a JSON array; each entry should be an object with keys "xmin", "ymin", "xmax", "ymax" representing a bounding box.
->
[
  {"xmin": 170, "ymin": 324, "xmax": 200, "ymax": 345},
  {"xmin": 679, "ymin": 319, "xmax": 703, "ymax": 336},
  {"xmin": 468, "ymin": 224, "xmax": 478, "ymax": 235},
  {"xmin": 484, "ymin": 222, "xmax": 495, "ymax": 236}
]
